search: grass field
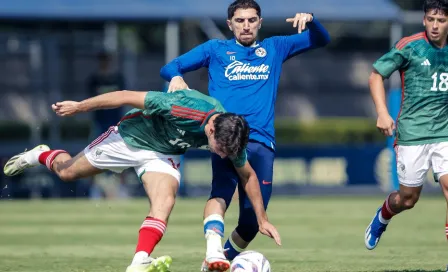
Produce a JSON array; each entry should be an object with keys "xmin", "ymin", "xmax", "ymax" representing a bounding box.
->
[{"xmin": 0, "ymin": 196, "xmax": 447, "ymax": 272}]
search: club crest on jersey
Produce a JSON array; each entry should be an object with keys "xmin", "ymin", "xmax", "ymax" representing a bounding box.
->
[{"xmin": 255, "ymin": 47, "xmax": 267, "ymax": 57}]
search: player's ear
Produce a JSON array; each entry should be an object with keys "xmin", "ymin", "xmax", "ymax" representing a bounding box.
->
[
  {"xmin": 227, "ymin": 20, "xmax": 233, "ymax": 31},
  {"xmin": 205, "ymin": 124, "xmax": 214, "ymax": 137},
  {"xmin": 259, "ymin": 18, "xmax": 263, "ymax": 29},
  {"xmin": 423, "ymin": 16, "xmax": 426, "ymax": 27}
]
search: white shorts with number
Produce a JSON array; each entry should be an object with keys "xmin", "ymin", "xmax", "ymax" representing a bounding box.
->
[
  {"xmin": 395, "ymin": 142, "xmax": 448, "ymax": 187},
  {"xmin": 84, "ymin": 126, "xmax": 181, "ymax": 182}
]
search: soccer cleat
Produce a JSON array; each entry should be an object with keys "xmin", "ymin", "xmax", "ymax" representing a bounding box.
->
[
  {"xmin": 365, "ymin": 207, "xmax": 388, "ymax": 250},
  {"xmin": 126, "ymin": 256, "xmax": 172, "ymax": 272},
  {"xmin": 3, "ymin": 145, "xmax": 50, "ymax": 176},
  {"xmin": 200, "ymin": 252, "xmax": 230, "ymax": 272}
]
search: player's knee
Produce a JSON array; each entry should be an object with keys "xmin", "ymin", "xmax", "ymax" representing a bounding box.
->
[
  {"xmin": 59, "ymin": 168, "xmax": 79, "ymax": 182},
  {"xmin": 235, "ymin": 222, "xmax": 259, "ymax": 243},
  {"xmin": 208, "ymin": 196, "xmax": 231, "ymax": 210},
  {"xmin": 399, "ymin": 191, "xmax": 419, "ymax": 210},
  {"xmin": 164, "ymin": 195, "xmax": 176, "ymax": 208},
  {"xmin": 402, "ymin": 197, "xmax": 419, "ymax": 210}
]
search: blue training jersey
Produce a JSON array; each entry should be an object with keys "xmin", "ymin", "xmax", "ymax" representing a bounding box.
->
[{"xmin": 160, "ymin": 18, "xmax": 330, "ymax": 150}]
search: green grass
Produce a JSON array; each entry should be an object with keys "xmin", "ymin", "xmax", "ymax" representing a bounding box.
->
[{"xmin": 0, "ymin": 196, "xmax": 447, "ymax": 272}]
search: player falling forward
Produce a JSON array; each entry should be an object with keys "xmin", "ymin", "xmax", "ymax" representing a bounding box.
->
[
  {"xmin": 3, "ymin": 89, "xmax": 281, "ymax": 272},
  {"xmin": 365, "ymin": 0, "xmax": 448, "ymax": 250},
  {"xmin": 160, "ymin": 0, "xmax": 330, "ymax": 270}
]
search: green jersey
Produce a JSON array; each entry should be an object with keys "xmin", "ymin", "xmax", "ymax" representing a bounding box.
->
[
  {"xmin": 373, "ymin": 32, "xmax": 448, "ymax": 145},
  {"xmin": 117, "ymin": 90, "xmax": 247, "ymax": 167}
]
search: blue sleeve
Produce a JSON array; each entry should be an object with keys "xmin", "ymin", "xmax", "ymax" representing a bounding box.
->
[
  {"xmin": 271, "ymin": 17, "xmax": 330, "ymax": 61},
  {"xmin": 160, "ymin": 40, "xmax": 214, "ymax": 81}
]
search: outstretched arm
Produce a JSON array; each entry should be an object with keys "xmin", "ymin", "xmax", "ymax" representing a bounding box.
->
[
  {"xmin": 52, "ymin": 90, "xmax": 147, "ymax": 117},
  {"xmin": 235, "ymin": 161, "xmax": 282, "ymax": 246},
  {"xmin": 160, "ymin": 41, "xmax": 212, "ymax": 92},
  {"xmin": 275, "ymin": 13, "xmax": 330, "ymax": 60}
]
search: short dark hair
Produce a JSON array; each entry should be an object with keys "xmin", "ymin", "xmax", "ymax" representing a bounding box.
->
[
  {"xmin": 424, "ymin": 0, "xmax": 448, "ymax": 15},
  {"xmin": 213, "ymin": 113, "xmax": 249, "ymax": 158},
  {"xmin": 228, "ymin": 0, "xmax": 261, "ymax": 20}
]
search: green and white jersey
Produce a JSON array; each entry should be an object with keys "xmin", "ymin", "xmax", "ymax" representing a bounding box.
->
[
  {"xmin": 373, "ymin": 32, "xmax": 448, "ymax": 145},
  {"xmin": 117, "ymin": 90, "xmax": 247, "ymax": 167}
]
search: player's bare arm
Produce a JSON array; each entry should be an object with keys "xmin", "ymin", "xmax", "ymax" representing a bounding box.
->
[
  {"xmin": 235, "ymin": 161, "xmax": 282, "ymax": 246},
  {"xmin": 52, "ymin": 90, "xmax": 147, "ymax": 117},
  {"xmin": 286, "ymin": 13, "xmax": 314, "ymax": 33},
  {"xmin": 369, "ymin": 70, "xmax": 395, "ymax": 136}
]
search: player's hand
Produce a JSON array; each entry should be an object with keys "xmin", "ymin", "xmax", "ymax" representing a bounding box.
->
[
  {"xmin": 51, "ymin": 101, "xmax": 81, "ymax": 117},
  {"xmin": 377, "ymin": 112, "xmax": 395, "ymax": 136},
  {"xmin": 286, "ymin": 13, "xmax": 314, "ymax": 33},
  {"xmin": 259, "ymin": 220, "xmax": 282, "ymax": 246},
  {"xmin": 168, "ymin": 76, "xmax": 190, "ymax": 93}
]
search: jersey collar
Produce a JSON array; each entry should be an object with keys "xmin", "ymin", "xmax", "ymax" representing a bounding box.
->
[
  {"xmin": 234, "ymin": 38, "xmax": 259, "ymax": 47},
  {"xmin": 200, "ymin": 110, "xmax": 220, "ymax": 129}
]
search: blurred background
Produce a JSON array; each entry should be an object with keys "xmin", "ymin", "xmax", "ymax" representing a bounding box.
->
[{"xmin": 0, "ymin": 0, "xmax": 441, "ymax": 200}]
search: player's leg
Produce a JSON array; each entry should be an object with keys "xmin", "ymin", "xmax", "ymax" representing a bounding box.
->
[
  {"xmin": 438, "ymin": 175, "xmax": 448, "ymax": 243},
  {"xmin": 127, "ymin": 156, "xmax": 181, "ymax": 272},
  {"xmin": 365, "ymin": 144, "xmax": 428, "ymax": 250},
  {"xmin": 3, "ymin": 144, "xmax": 102, "ymax": 180},
  {"xmin": 3, "ymin": 127, "xmax": 130, "ymax": 179},
  {"xmin": 201, "ymin": 154, "xmax": 238, "ymax": 272},
  {"xmin": 224, "ymin": 142, "xmax": 274, "ymax": 260},
  {"xmin": 429, "ymin": 142, "xmax": 448, "ymax": 243}
]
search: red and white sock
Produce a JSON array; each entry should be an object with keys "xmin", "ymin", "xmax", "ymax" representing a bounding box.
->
[
  {"xmin": 380, "ymin": 192, "xmax": 398, "ymax": 223},
  {"xmin": 38, "ymin": 150, "xmax": 68, "ymax": 171},
  {"xmin": 132, "ymin": 217, "xmax": 166, "ymax": 265}
]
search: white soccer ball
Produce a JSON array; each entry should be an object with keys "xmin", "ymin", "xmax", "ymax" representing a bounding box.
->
[{"xmin": 230, "ymin": 250, "xmax": 271, "ymax": 272}]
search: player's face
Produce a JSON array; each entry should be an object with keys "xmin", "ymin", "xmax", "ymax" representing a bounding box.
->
[
  {"xmin": 207, "ymin": 136, "xmax": 227, "ymax": 159},
  {"xmin": 424, "ymin": 9, "xmax": 448, "ymax": 46},
  {"xmin": 227, "ymin": 8, "xmax": 262, "ymax": 46}
]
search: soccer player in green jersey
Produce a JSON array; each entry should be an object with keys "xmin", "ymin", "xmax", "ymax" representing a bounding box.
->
[
  {"xmin": 3, "ymin": 89, "xmax": 281, "ymax": 272},
  {"xmin": 365, "ymin": 0, "xmax": 448, "ymax": 250}
]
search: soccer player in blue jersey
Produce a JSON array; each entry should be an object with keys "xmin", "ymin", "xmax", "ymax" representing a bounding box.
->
[{"xmin": 160, "ymin": 0, "xmax": 330, "ymax": 271}]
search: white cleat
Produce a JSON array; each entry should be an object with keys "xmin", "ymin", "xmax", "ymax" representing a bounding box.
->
[
  {"xmin": 126, "ymin": 256, "xmax": 172, "ymax": 272},
  {"xmin": 200, "ymin": 251, "xmax": 230, "ymax": 272},
  {"xmin": 3, "ymin": 145, "xmax": 50, "ymax": 176}
]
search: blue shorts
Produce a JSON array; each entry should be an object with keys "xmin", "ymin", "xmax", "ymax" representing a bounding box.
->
[{"xmin": 209, "ymin": 140, "xmax": 274, "ymax": 212}]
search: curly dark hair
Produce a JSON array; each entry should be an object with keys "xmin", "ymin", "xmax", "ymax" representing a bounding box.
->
[
  {"xmin": 228, "ymin": 0, "xmax": 261, "ymax": 20},
  {"xmin": 424, "ymin": 0, "xmax": 448, "ymax": 15},
  {"xmin": 213, "ymin": 113, "xmax": 249, "ymax": 158}
]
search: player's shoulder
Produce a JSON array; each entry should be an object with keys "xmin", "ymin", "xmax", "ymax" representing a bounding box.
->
[
  {"xmin": 180, "ymin": 90, "xmax": 225, "ymax": 112},
  {"xmin": 259, "ymin": 35, "xmax": 283, "ymax": 45},
  {"xmin": 395, "ymin": 32, "xmax": 426, "ymax": 50},
  {"xmin": 178, "ymin": 89, "xmax": 213, "ymax": 102},
  {"xmin": 204, "ymin": 39, "xmax": 232, "ymax": 48}
]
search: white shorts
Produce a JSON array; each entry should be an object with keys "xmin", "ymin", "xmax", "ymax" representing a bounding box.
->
[
  {"xmin": 84, "ymin": 126, "xmax": 181, "ymax": 182},
  {"xmin": 395, "ymin": 142, "xmax": 448, "ymax": 187}
]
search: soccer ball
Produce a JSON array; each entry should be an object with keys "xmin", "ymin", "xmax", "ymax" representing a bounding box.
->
[{"xmin": 230, "ymin": 250, "xmax": 271, "ymax": 272}]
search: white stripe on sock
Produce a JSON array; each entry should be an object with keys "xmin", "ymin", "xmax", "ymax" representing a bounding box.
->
[{"xmin": 378, "ymin": 211, "xmax": 390, "ymax": 224}]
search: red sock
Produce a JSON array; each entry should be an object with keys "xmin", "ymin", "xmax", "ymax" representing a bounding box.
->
[
  {"xmin": 445, "ymin": 224, "xmax": 448, "ymax": 240},
  {"xmin": 380, "ymin": 192, "xmax": 398, "ymax": 220},
  {"xmin": 135, "ymin": 217, "xmax": 166, "ymax": 255},
  {"xmin": 38, "ymin": 150, "xmax": 68, "ymax": 171}
]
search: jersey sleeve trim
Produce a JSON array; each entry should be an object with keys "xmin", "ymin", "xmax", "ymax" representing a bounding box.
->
[
  {"xmin": 200, "ymin": 110, "xmax": 217, "ymax": 126},
  {"xmin": 395, "ymin": 32, "xmax": 425, "ymax": 50},
  {"xmin": 117, "ymin": 111, "xmax": 150, "ymax": 125},
  {"xmin": 170, "ymin": 105, "xmax": 207, "ymax": 121}
]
